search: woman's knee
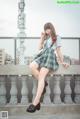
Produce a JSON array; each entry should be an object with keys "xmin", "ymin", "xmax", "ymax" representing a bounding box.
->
[
  {"xmin": 29, "ymin": 61, "xmax": 39, "ymax": 69},
  {"xmin": 38, "ymin": 67, "xmax": 49, "ymax": 79}
]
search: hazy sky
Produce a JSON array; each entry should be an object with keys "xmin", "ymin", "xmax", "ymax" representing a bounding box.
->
[{"xmin": 0, "ymin": 0, "xmax": 80, "ymax": 59}]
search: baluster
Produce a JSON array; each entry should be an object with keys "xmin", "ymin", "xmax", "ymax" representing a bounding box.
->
[
  {"xmin": 64, "ymin": 75, "xmax": 73, "ymax": 104},
  {"xmin": 21, "ymin": 75, "xmax": 28, "ymax": 104},
  {"xmin": 0, "ymin": 76, "xmax": 6, "ymax": 105},
  {"xmin": 43, "ymin": 77, "xmax": 51, "ymax": 104},
  {"xmin": 32, "ymin": 77, "xmax": 38, "ymax": 102},
  {"xmin": 53, "ymin": 75, "xmax": 62, "ymax": 104},
  {"xmin": 74, "ymin": 75, "xmax": 80, "ymax": 104},
  {"xmin": 10, "ymin": 76, "xmax": 17, "ymax": 104}
]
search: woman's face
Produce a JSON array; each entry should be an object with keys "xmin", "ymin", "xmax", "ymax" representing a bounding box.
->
[{"xmin": 45, "ymin": 29, "xmax": 51, "ymax": 35}]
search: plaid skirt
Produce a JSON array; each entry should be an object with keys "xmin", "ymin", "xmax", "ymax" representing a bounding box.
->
[{"xmin": 32, "ymin": 48, "xmax": 59, "ymax": 71}]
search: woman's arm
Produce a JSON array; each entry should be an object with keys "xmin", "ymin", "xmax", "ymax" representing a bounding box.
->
[
  {"xmin": 38, "ymin": 39, "xmax": 44, "ymax": 50},
  {"xmin": 55, "ymin": 47, "xmax": 70, "ymax": 68},
  {"xmin": 56, "ymin": 47, "xmax": 64, "ymax": 64}
]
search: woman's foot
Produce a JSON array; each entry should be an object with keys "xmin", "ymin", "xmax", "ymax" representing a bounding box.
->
[
  {"xmin": 26, "ymin": 81, "xmax": 48, "ymax": 113},
  {"xmin": 26, "ymin": 102, "xmax": 40, "ymax": 113}
]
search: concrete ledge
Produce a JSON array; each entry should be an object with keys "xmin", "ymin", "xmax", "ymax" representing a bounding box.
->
[
  {"xmin": 0, "ymin": 104, "xmax": 80, "ymax": 116},
  {"xmin": 7, "ymin": 114, "xmax": 80, "ymax": 119},
  {"xmin": 0, "ymin": 64, "xmax": 80, "ymax": 75}
]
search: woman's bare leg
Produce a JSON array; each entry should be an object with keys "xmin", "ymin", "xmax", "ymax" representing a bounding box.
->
[
  {"xmin": 29, "ymin": 61, "xmax": 40, "ymax": 80},
  {"xmin": 32, "ymin": 67, "xmax": 49, "ymax": 105}
]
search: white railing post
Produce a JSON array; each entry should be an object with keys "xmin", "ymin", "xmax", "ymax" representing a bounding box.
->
[
  {"xmin": 32, "ymin": 77, "xmax": 38, "ymax": 102},
  {"xmin": 0, "ymin": 76, "xmax": 6, "ymax": 105},
  {"xmin": 21, "ymin": 75, "xmax": 28, "ymax": 104},
  {"xmin": 74, "ymin": 75, "xmax": 80, "ymax": 104},
  {"xmin": 10, "ymin": 76, "xmax": 17, "ymax": 104},
  {"xmin": 43, "ymin": 77, "xmax": 51, "ymax": 104},
  {"xmin": 53, "ymin": 75, "xmax": 62, "ymax": 104},
  {"xmin": 64, "ymin": 75, "xmax": 73, "ymax": 104}
]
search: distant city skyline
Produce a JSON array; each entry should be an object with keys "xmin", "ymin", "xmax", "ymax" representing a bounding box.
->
[{"xmin": 0, "ymin": 0, "xmax": 80, "ymax": 59}]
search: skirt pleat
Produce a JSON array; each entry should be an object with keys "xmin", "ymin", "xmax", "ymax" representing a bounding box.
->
[{"xmin": 32, "ymin": 48, "xmax": 59, "ymax": 71}]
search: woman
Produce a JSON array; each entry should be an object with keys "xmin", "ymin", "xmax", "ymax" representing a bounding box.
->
[{"xmin": 26, "ymin": 22, "xmax": 70, "ymax": 113}]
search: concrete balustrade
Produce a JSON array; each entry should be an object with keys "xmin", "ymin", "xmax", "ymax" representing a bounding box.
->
[{"xmin": 0, "ymin": 65, "xmax": 80, "ymax": 106}]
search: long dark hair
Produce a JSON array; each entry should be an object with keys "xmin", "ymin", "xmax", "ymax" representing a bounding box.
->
[{"xmin": 44, "ymin": 22, "xmax": 57, "ymax": 43}]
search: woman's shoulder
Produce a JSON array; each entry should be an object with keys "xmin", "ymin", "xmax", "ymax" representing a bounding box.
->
[
  {"xmin": 56, "ymin": 35, "xmax": 61, "ymax": 39},
  {"xmin": 55, "ymin": 35, "xmax": 62, "ymax": 46},
  {"xmin": 56, "ymin": 35, "xmax": 61, "ymax": 42}
]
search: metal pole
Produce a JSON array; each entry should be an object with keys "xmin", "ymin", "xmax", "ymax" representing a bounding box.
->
[
  {"xmin": 14, "ymin": 39, "xmax": 17, "ymax": 65},
  {"xmin": 79, "ymin": 39, "xmax": 80, "ymax": 60}
]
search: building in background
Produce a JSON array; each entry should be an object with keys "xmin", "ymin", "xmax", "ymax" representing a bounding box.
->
[
  {"xmin": 0, "ymin": 49, "xmax": 13, "ymax": 65},
  {"xmin": 0, "ymin": 49, "xmax": 5, "ymax": 65},
  {"xmin": 24, "ymin": 56, "xmax": 33, "ymax": 65}
]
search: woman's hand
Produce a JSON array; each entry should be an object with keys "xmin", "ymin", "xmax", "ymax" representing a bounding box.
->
[
  {"xmin": 41, "ymin": 32, "xmax": 46, "ymax": 41},
  {"xmin": 61, "ymin": 62, "xmax": 70, "ymax": 69},
  {"xmin": 56, "ymin": 47, "xmax": 70, "ymax": 69}
]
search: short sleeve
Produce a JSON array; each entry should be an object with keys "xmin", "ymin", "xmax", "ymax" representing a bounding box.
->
[
  {"xmin": 55, "ymin": 35, "xmax": 62, "ymax": 48},
  {"xmin": 52, "ymin": 35, "xmax": 62, "ymax": 50}
]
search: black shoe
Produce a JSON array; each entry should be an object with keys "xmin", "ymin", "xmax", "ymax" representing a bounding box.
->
[
  {"xmin": 26, "ymin": 102, "xmax": 40, "ymax": 113},
  {"xmin": 42, "ymin": 81, "xmax": 48, "ymax": 95}
]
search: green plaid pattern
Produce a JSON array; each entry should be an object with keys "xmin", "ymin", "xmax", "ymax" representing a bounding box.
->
[{"xmin": 33, "ymin": 48, "xmax": 59, "ymax": 71}]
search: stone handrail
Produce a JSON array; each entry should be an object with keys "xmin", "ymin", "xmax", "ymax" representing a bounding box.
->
[{"xmin": 0, "ymin": 64, "xmax": 80, "ymax": 75}]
